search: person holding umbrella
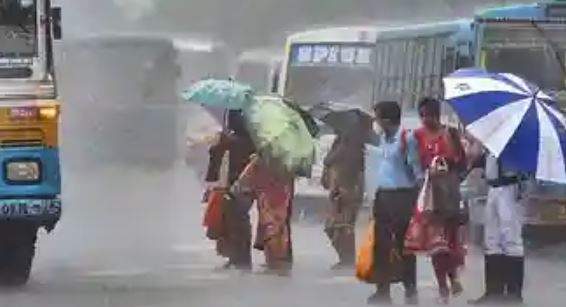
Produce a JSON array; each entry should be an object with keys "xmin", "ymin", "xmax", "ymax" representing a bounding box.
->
[
  {"xmin": 467, "ymin": 144, "xmax": 526, "ymax": 305},
  {"xmin": 184, "ymin": 80, "xmax": 317, "ymax": 273},
  {"xmin": 204, "ymin": 110, "xmax": 256, "ymax": 271},
  {"xmin": 443, "ymin": 69, "xmax": 566, "ymax": 305},
  {"xmin": 321, "ymin": 116, "xmax": 372, "ymax": 269}
]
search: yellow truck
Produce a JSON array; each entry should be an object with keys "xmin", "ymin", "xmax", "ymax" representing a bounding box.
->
[{"xmin": 0, "ymin": 0, "xmax": 62, "ymax": 285}]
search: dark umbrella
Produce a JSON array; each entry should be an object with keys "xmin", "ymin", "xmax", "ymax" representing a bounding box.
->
[
  {"xmin": 282, "ymin": 98, "xmax": 320, "ymax": 137},
  {"xmin": 309, "ymin": 101, "xmax": 373, "ymax": 136}
]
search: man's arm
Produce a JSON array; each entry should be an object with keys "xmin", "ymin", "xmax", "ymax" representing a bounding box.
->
[
  {"xmin": 467, "ymin": 141, "xmax": 486, "ymax": 170},
  {"xmin": 470, "ymin": 154, "xmax": 486, "ymax": 170}
]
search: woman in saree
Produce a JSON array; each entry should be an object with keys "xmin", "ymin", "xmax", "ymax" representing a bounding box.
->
[
  {"xmin": 203, "ymin": 111, "xmax": 256, "ymax": 270},
  {"xmin": 231, "ymin": 154, "xmax": 294, "ymax": 275},
  {"xmin": 413, "ymin": 97, "xmax": 467, "ymax": 304}
]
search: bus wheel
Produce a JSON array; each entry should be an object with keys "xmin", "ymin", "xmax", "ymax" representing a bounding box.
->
[{"xmin": 0, "ymin": 221, "xmax": 38, "ymax": 286}]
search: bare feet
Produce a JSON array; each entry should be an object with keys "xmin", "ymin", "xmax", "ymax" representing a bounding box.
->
[
  {"xmin": 437, "ymin": 286, "xmax": 450, "ymax": 305},
  {"xmin": 451, "ymin": 279, "xmax": 464, "ymax": 297}
]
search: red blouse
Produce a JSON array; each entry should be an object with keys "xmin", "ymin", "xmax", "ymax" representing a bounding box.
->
[{"xmin": 414, "ymin": 126, "xmax": 464, "ymax": 170}]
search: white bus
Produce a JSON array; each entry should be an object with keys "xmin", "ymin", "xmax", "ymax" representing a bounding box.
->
[
  {"xmin": 235, "ymin": 48, "xmax": 283, "ymax": 95},
  {"xmin": 278, "ymin": 27, "xmax": 381, "ymax": 218},
  {"xmin": 173, "ymin": 37, "xmax": 234, "ymax": 89},
  {"xmin": 372, "ymin": 20, "xmax": 474, "ymax": 128},
  {"xmin": 60, "ymin": 34, "xmax": 181, "ymax": 170},
  {"xmin": 279, "ymin": 27, "xmax": 380, "ymax": 110}
]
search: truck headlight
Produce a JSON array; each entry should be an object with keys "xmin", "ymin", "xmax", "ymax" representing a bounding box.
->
[
  {"xmin": 39, "ymin": 106, "xmax": 59, "ymax": 119},
  {"xmin": 5, "ymin": 161, "xmax": 40, "ymax": 182}
]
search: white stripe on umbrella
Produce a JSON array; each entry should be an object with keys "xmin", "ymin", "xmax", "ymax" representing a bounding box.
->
[
  {"xmin": 500, "ymin": 73, "xmax": 532, "ymax": 93},
  {"xmin": 541, "ymin": 102, "xmax": 566, "ymax": 130},
  {"xmin": 467, "ymin": 97, "xmax": 532, "ymax": 156},
  {"xmin": 444, "ymin": 76, "xmax": 528, "ymax": 100},
  {"xmin": 537, "ymin": 91, "xmax": 556, "ymax": 103},
  {"xmin": 535, "ymin": 103, "xmax": 566, "ymax": 183}
]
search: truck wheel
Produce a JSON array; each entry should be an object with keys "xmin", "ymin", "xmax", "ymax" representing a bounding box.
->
[{"xmin": 0, "ymin": 222, "xmax": 38, "ymax": 286}]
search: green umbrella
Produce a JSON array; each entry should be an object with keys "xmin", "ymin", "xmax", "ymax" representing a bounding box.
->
[
  {"xmin": 181, "ymin": 79, "xmax": 255, "ymax": 110},
  {"xmin": 244, "ymin": 96, "xmax": 316, "ymax": 177}
]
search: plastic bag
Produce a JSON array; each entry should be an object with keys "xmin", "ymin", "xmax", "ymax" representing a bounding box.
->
[{"xmin": 356, "ymin": 220, "xmax": 375, "ymax": 283}]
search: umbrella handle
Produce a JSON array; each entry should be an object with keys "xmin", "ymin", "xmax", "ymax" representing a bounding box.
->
[{"xmin": 222, "ymin": 110, "xmax": 229, "ymax": 129}]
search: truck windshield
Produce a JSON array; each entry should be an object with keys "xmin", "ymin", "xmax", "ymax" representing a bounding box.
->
[
  {"xmin": 485, "ymin": 47, "xmax": 565, "ymax": 92},
  {"xmin": 0, "ymin": 0, "xmax": 37, "ymax": 58},
  {"xmin": 482, "ymin": 22, "xmax": 566, "ymax": 108}
]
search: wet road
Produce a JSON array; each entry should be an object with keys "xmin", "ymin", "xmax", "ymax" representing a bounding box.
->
[{"xmin": 2, "ymin": 166, "xmax": 566, "ymax": 307}]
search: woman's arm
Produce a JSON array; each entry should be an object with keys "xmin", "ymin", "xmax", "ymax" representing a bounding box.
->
[
  {"xmin": 204, "ymin": 134, "xmax": 226, "ymax": 183},
  {"xmin": 230, "ymin": 154, "xmax": 259, "ymax": 195},
  {"xmin": 406, "ymin": 132, "xmax": 424, "ymax": 184},
  {"xmin": 447, "ymin": 127, "xmax": 467, "ymax": 171}
]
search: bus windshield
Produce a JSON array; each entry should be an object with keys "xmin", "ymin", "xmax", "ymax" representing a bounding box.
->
[
  {"xmin": 0, "ymin": 0, "xmax": 37, "ymax": 59},
  {"xmin": 285, "ymin": 66, "xmax": 374, "ymax": 108},
  {"xmin": 284, "ymin": 44, "xmax": 375, "ymax": 108}
]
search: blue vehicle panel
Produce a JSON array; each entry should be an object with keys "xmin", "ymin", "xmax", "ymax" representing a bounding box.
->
[
  {"xmin": 0, "ymin": 147, "xmax": 61, "ymax": 224},
  {"xmin": 476, "ymin": 4, "xmax": 543, "ymax": 20},
  {"xmin": 0, "ymin": 147, "xmax": 61, "ymax": 197},
  {"xmin": 377, "ymin": 20, "xmax": 474, "ymax": 42},
  {"xmin": 476, "ymin": 1, "xmax": 566, "ymax": 21}
]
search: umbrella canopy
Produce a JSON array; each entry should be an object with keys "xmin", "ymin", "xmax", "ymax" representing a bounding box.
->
[
  {"xmin": 444, "ymin": 68, "xmax": 566, "ymax": 183},
  {"xmin": 282, "ymin": 98, "xmax": 320, "ymax": 137},
  {"xmin": 309, "ymin": 101, "xmax": 373, "ymax": 136},
  {"xmin": 181, "ymin": 79, "xmax": 315, "ymax": 177},
  {"xmin": 244, "ymin": 96, "xmax": 316, "ymax": 177},
  {"xmin": 181, "ymin": 79, "xmax": 255, "ymax": 110}
]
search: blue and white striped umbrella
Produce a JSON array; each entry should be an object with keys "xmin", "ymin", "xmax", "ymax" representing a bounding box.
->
[{"xmin": 444, "ymin": 68, "xmax": 566, "ymax": 183}]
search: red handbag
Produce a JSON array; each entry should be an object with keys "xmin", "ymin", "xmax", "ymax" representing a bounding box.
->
[
  {"xmin": 203, "ymin": 188, "xmax": 227, "ymax": 240},
  {"xmin": 404, "ymin": 171, "xmax": 450, "ymax": 255}
]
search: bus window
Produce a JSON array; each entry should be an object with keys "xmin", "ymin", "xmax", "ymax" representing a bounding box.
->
[
  {"xmin": 443, "ymin": 46, "xmax": 456, "ymax": 75},
  {"xmin": 456, "ymin": 46, "xmax": 472, "ymax": 69}
]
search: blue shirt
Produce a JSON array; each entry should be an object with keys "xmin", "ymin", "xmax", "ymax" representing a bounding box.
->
[{"xmin": 365, "ymin": 127, "xmax": 423, "ymax": 194}]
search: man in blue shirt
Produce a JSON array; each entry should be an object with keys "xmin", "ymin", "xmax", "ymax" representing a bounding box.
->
[{"xmin": 366, "ymin": 101, "xmax": 423, "ymax": 305}]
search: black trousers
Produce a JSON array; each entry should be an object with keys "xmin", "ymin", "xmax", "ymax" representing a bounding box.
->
[{"xmin": 373, "ymin": 188, "xmax": 418, "ymax": 292}]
